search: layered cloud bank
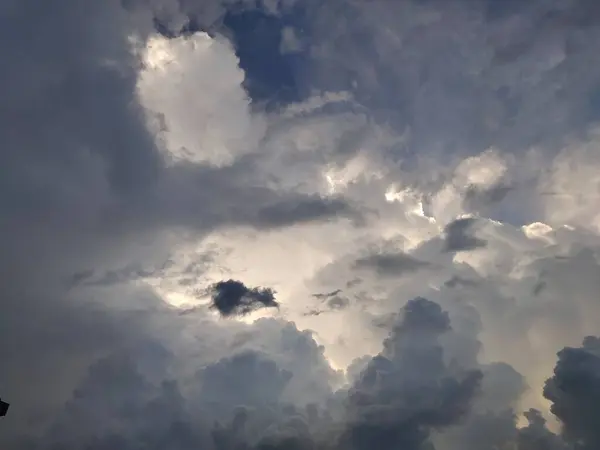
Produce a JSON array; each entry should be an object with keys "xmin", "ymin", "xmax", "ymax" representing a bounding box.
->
[{"xmin": 2, "ymin": 1, "xmax": 600, "ymax": 449}]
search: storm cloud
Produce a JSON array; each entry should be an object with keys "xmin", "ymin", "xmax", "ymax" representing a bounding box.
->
[
  {"xmin": 544, "ymin": 336, "xmax": 600, "ymax": 450},
  {"xmin": 3, "ymin": 0, "xmax": 600, "ymax": 449}
]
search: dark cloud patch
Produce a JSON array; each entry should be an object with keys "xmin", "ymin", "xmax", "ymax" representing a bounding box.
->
[
  {"xmin": 443, "ymin": 218, "xmax": 487, "ymax": 253},
  {"xmin": 327, "ymin": 295, "xmax": 350, "ymax": 310},
  {"xmin": 307, "ymin": 289, "xmax": 350, "ymax": 316},
  {"xmin": 303, "ymin": 294, "xmax": 349, "ymax": 317},
  {"xmin": 444, "ymin": 276, "xmax": 480, "ymax": 289},
  {"xmin": 303, "ymin": 309, "xmax": 325, "ymax": 317},
  {"xmin": 533, "ymin": 280, "xmax": 546, "ymax": 296},
  {"xmin": 312, "ymin": 289, "xmax": 342, "ymax": 299},
  {"xmin": 208, "ymin": 279, "xmax": 279, "ymax": 317},
  {"xmin": 254, "ymin": 195, "xmax": 361, "ymax": 229},
  {"xmin": 354, "ymin": 251, "xmax": 431, "ymax": 277},
  {"xmin": 0, "ymin": 398, "xmax": 9, "ymax": 417},
  {"xmin": 544, "ymin": 336, "xmax": 600, "ymax": 450}
]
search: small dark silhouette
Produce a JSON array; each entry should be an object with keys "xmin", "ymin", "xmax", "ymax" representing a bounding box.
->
[{"xmin": 0, "ymin": 398, "xmax": 9, "ymax": 417}]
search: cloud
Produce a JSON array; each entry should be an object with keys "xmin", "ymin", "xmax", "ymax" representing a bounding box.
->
[
  {"xmin": 5, "ymin": 0, "xmax": 600, "ymax": 449},
  {"xmin": 544, "ymin": 336, "xmax": 600, "ymax": 449},
  {"xmin": 207, "ymin": 279, "xmax": 279, "ymax": 317},
  {"xmin": 136, "ymin": 32, "xmax": 265, "ymax": 166},
  {"xmin": 304, "ymin": 0, "xmax": 600, "ymax": 158},
  {"xmin": 354, "ymin": 251, "xmax": 431, "ymax": 277},
  {"xmin": 0, "ymin": 0, "xmax": 352, "ymax": 442},
  {"xmin": 443, "ymin": 217, "xmax": 488, "ymax": 252},
  {"xmin": 517, "ymin": 409, "xmax": 569, "ymax": 450},
  {"xmin": 14, "ymin": 298, "xmax": 487, "ymax": 450},
  {"xmin": 338, "ymin": 298, "xmax": 483, "ymax": 450},
  {"xmin": 199, "ymin": 350, "xmax": 292, "ymax": 413}
]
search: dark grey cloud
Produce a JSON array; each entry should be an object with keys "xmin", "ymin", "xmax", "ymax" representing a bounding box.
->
[
  {"xmin": 154, "ymin": 163, "xmax": 362, "ymax": 232},
  {"xmin": 254, "ymin": 195, "xmax": 362, "ymax": 229},
  {"xmin": 305, "ymin": 290, "xmax": 350, "ymax": 316},
  {"xmin": 443, "ymin": 218, "xmax": 488, "ymax": 252},
  {"xmin": 354, "ymin": 251, "xmax": 431, "ymax": 277},
  {"xmin": 438, "ymin": 333, "xmax": 600, "ymax": 450},
  {"xmin": 6, "ymin": 316, "xmax": 338, "ymax": 449},
  {"xmin": 207, "ymin": 279, "xmax": 279, "ymax": 317},
  {"xmin": 444, "ymin": 276, "xmax": 480, "ymax": 289},
  {"xmin": 435, "ymin": 361, "xmax": 527, "ymax": 450},
  {"xmin": 517, "ymin": 409, "xmax": 569, "ymax": 450},
  {"xmin": 327, "ymin": 295, "xmax": 350, "ymax": 310},
  {"xmin": 312, "ymin": 289, "xmax": 342, "ymax": 299},
  {"xmin": 544, "ymin": 336, "xmax": 600, "ymax": 450},
  {"xmin": 8, "ymin": 288, "xmax": 594, "ymax": 450},
  {"xmin": 0, "ymin": 398, "xmax": 9, "ymax": 417},
  {"xmin": 436, "ymin": 333, "xmax": 600, "ymax": 450},
  {"xmin": 303, "ymin": 295, "xmax": 350, "ymax": 317},
  {"xmin": 339, "ymin": 298, "xmax": 483, "ymax": 450},
  {"xmin": 36, "ymin": 347, "xmax": 209, "ymax": 450},
  {"xmin": 438, "ymin": 405, "xmax": 569, "ymax": 450},
  {"xmin": 208, "ymin": 298, "xmax": 484, "ymax": 450}
]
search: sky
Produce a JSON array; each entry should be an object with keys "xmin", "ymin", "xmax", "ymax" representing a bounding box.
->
[{"xmin": 1, "ymin": 0, "xmax": 600, "ymax": 449}]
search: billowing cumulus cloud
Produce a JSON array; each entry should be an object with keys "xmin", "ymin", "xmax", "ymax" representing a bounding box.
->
[
  {"xmin": 544, "ymin": 336, "xmax": 600, "ymax": 449},
  {"xmin": 3, "ymin": 0, "xmax": 600, "ymax": 449}
]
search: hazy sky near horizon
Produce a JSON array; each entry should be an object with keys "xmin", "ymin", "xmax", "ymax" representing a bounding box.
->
[{"xmin": 2, "ymin": 1, "xmax": 600, "ymax": 449}]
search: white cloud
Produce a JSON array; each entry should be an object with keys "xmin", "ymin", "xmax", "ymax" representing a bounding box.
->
[{"xmin": 136, "ymin": 32, "xmax": 266, "ymax": 166}]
